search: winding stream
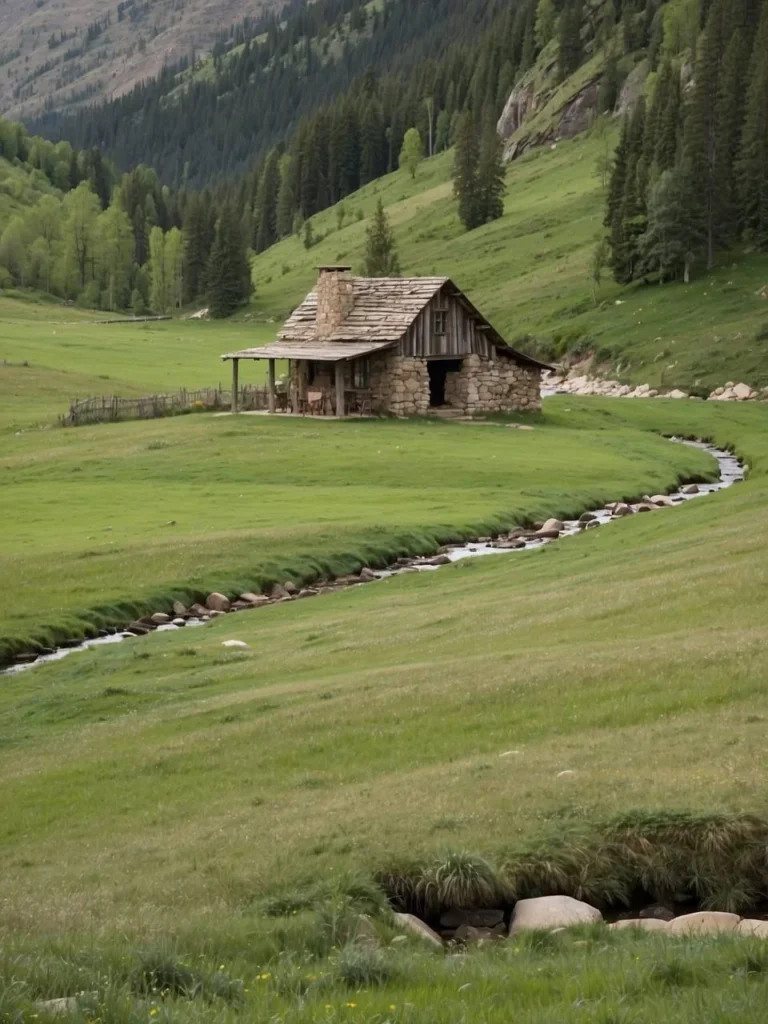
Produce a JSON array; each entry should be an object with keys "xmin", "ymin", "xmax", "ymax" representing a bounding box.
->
[{"xmin": 2, "ymin": 440, "xmax": 744, "ymax": 676}]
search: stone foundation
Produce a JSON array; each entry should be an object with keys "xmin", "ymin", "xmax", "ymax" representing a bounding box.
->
[
  {"xmin": 443, "ymin": 354, "xmax": 541, "ymax": 415},
  {"xmin": 287, "ymin": 351, "xmax": 541, "ymax": 417}
]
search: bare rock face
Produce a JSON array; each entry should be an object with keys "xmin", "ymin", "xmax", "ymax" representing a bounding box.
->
[
  {"xmin": 617, "ymin": 59, "xmax": 650, "ymax": 115},
  {"xmin": 509, "ymin": 895, "xmax": 602, "ymax": 933},
  {"xmin": 667, "ymin": 912, "xmax": 740, "ymax": 936},
  {"xmin": 497, "ymin": 82, "xmax": 537, "ymax": 141},
  {"xmin": 557, "ymin": 82, "xmax": 600, "ymax": 139}
]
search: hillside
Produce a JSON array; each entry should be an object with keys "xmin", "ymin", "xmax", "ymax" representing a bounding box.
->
[
  {"xmin": 249, "ymin": 130, "xmax": 768, "ymax": 393},
  {"xmin": 0, "ymin": 0, "xmax": 283, "ymax": 120}
]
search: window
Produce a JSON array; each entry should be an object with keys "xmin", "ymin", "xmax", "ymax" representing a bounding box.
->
[
  {"xmin": 434, "ymin": 309, "xmax": 448, "ymax": 336},
  {"xmin": 352, "ymin": 357, "xmax": 370, "ymax": 389}
]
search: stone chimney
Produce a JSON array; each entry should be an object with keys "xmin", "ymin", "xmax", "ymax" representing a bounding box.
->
[{"xmin": 315, "ymin": 266, "xmax": 354, "ymax": 338}]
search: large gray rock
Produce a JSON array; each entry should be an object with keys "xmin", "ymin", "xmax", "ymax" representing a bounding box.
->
[
  {"xmin": 172, "ymin": 601, "xmax": 188, "ymax": 616},
  {"xmin": 393, "ymin": 912, "xmax": 444, "ymax": 948},
  {"xmin": 509, "ymin": 896, "xmax": 602, "ymax": 933},
  {"xmin": 667, "ymin": 912, "xmax": 740, "ymax": 936},
  {"xmin": 34, "ymin": 998, "xmax": 81, "ymax": 1015},
  {"xmin": 150, "ymin": 612, "xmax": 170, "ymax": 625},
  {"xmin": 610, "ymin": 918, "xmax": 669, "ymax": 932},
  {"xmin": 541, "ymin": 518, "xmax": 564, "ymax": 532},
  {"xmin": 206, "ymin": 592, "xmax": 231, "ymax": 612}
]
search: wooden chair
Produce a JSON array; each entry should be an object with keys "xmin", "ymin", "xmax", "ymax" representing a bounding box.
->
[{"xmin": 306, "ymin": 389, "xmax": 326, "ymax": 415}]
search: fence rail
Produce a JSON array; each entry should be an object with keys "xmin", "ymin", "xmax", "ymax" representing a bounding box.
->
[{"xmin": 60, "ymin": 385, "xmax": 271, "ymax": 426}]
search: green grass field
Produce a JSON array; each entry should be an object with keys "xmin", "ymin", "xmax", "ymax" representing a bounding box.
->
[
  {"xmin": 2, "ymin": 395, "xmax": 768, "ymax": 1021},
  {"xmin": 250, "ymin": 128, "xmax": 768, "ymax": 393}
]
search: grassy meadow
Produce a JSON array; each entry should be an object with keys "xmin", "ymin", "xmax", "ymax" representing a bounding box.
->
[
  {"xmin": 2, "ymin": 394, "xmax": 768, "ymax": 1021},
  {"xmin": 250, "ymin": 127, "xmax": 768, "ymax": 393}
]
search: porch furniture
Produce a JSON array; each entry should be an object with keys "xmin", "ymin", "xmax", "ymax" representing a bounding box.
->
[{"xmin": 345, "ymin": 388, "xmax": 373, "ymax": 416}]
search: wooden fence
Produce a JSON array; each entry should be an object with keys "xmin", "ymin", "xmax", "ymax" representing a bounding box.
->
[{"xmin": 60, "ymin": 385, "xmax": 271, "ymax": 426}]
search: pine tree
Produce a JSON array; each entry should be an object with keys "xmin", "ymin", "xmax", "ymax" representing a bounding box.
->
[
  {"xmin": 558, "ymin": 1, "xmax": 583, "ymax": 81},
  {"xmin": 207, "ymin": 202, "xmax": 251, "ymax": 318},
  {"xmin": 275, "ymin": 154, "xmax": 296, "ymax": 239},
  {"xmin": 683, "ymin": 0, "xmax": 728, "ymax": 268},
  {"xmin": 452, "ymin": 112, "xmax": 481, "ymax": 230},
  {"xmin": 182, "ymin": 193, "xmax": 210, "ymax": 303},
  {"xmin": 638, "ymin": 167, "xmax": 703, "ymax": 282},
  {"xmin": 713, "ymin": 30, "xmax": 750, "ymax": 242},
  {"xmin": 598, "ymin": 54, "xmax": 620, "ymax": 114},
  {"xmin": 736, "ymin": 3, "xmax": 768, "ymax": 249},
  {"xmin": 254, "ymin": 148, "xmax": 281, "ymax": 253},
  {"xmin": 610, "ymin": 100, "xmax": 647, "ymax": 282},
  {"xmin": 476, "ymin": 111, "xmax": 506, "ymax": 224},
  {"xmin": 535, "ymin": 0, "xmax": 556, "ymax": 50},
  {"xmin": 148, "ymin": 225, "xmax": 166, "ymax": 313},
  {"xmin": 364, "ymin": 199, "xmax": 400, "ymax": 276},
  {"xmin": 654, "ymin": 62, "xmax": 681, "ymax": 172}
]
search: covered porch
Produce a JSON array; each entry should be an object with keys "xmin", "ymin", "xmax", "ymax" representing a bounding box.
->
[{"xmin": 222, "ymin": 341, "xmax": 392, "ymax": 417}]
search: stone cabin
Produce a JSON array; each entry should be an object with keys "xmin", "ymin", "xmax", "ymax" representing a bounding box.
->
[{"xmin": 223, "ymin": 267, "xmax": 551, "ymax": 417}]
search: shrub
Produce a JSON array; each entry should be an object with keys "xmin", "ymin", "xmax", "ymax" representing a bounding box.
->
[
  {"xmin": 333, "ymin": 943, "xmax": 394, "ymax": 989},
  {"xmin": 130, "ymin": 950, "xmax": 201, "ymax": 998}
]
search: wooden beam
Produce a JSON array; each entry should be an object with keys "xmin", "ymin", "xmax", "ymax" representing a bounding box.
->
[
  {"xmin": 335, "ymin": 361, "xmax": 346, "ymax": 418},
  {"xmin": 232, "ymin": 358, "xmax": 239, "ymax": 414},
  {"xmin": 268, "ymin": 359, "xmax": 276, "ymax": 414}
]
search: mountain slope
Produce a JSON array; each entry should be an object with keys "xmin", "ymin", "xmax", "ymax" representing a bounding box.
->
[
  {"xmin": 0, "ymin": 0, "xmax": 284, "ymax": 120},
  {"xmin": 249, "ymin": 130, "xmax": 768, "ymax": 393}
]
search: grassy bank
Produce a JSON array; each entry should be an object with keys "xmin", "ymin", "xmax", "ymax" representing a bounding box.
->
[
  {"xmin": 250, "ymin": 128, "xmax": 768, "ymax": 392},
  {"xmin": 0, "ymin": 404, "xmax": 716, "ymax": 664},
  {"xmin": 1, "ymin": 398, "xmax": 768, "ymax": 1020}
]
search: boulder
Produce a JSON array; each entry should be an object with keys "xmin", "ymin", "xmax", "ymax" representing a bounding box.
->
[
  {"xmin": 221, "ymin": 640, "xmax": 249, "ymax": 649},
  {"xmin": 172, "ymin": 601, "xmax": 188, "ymax": 616},
  {"xmin": 424, "ymin": 555, "xmax": 452, "ymax": 567},
  {"xmin": 127, "ymin": 622, "xmax": 151, "ymax": 636},
  {"xmin": 359, "ymin": 567, "xmax": 378, "ymax": 581},
  {"xmin": 190, "ymin": 603, "xmax": 209, "ymax": 617},
  {"xmin": 440, "ymin": 908, "xmax": 505, "ymax": 930},
  {"xmin": 510, "ymin": 896, "xmax": 602, "ymax": 934},
  {"xmin": 393, "ymin": 912, "xmax": 444, "ymax": 948},
  {"xmin": 635, "ymin": 502, "xmax": 658, "ymax": 512},
  {"xmin": 150, "ymin": 612, "xmax": 170, "ymax": 625},
  {"xmin": 733, "ymin": 382, "xmax": 754, "ymax": 400},
  {"xmin": 737, "ymin": 919, "xmax": 768, "ymax": 938},
  {"xmin": 541, "ymin": 518, "xmax": 565, "ymax": 532},
  {"xmin": 639, "ymin": 904, "xmax": 675, "ymax": 922},
  {"xmin": 206, "ymin": 592, "xmax": 231, "ymax": 612},
  {"xmin": 283, "ymin": 581, "xmax": 298, "ymax": 595},
  {"xmin": 610, "ymin": 919, "xmax": 669, "ymax": 932},
  {"xmin": 172, "ymin": 618, "xmax": 186, "ymax": 627},
  {"xmin": 535, "ymin": 529, "xmax": 561, "ymax": 540},
  {"xmin": 579, "ymin": 512, "xmax": 597, "ymax": 523},
  {"xmin": 34, "ymin": 998, "xmax": 81, "ymax": 1016},
  {"xmin": 240, "ymin": 592, "xmax": 269, "ymax": 606},
  {"xmin": 667, "ymin": 912, "xmax": 740, "ymax": 936},
  {"xmin": 680, "ymin": 484, "xmax": 700, "ymax": 495},
  {"xmin": 270, "ymin": 584, "xmax": 291, "ymax": 600},
  {"xmin": 649, "ymin": 495, "xmax": 675, "ymax": 508},
  {"xmin": 611, "ymin": 503, "xmax": 633, "ymax": 517},
  {"xmin": 666, "ymin": 389, "xmax": 689, "ymax": 399}
]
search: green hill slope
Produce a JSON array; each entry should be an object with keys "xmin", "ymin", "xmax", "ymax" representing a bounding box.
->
[{"xmin": 250, "ymin": 128, "xmax": 768, "ymax": 393}]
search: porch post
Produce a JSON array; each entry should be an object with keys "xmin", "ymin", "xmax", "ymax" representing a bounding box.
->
[
  {"xmin": 232, "ymin": 358, "xmax": 239, "ymax": 414},
  {"xmin": 267, "ymin": 358, "xmax": 276, "ymax": 413},
  {"xmin": 335, "ymin": 360, "xmax": 346, "ymax": 418}
]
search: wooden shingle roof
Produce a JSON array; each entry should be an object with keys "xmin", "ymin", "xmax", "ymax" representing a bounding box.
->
[{"xmin": 279, "ymin": 277, "xmax": 450, "ymax": 344}]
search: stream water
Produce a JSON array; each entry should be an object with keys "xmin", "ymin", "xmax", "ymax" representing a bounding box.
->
[{"xmin": 2, "ymin": 440, "xmax": 744, "ymax": 677}]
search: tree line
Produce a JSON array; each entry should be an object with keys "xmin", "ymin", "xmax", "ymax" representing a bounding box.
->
[
  {"xmin": 0, "ymin": 118, "xmax": 251, "ymax": 317},
  {"xmin": 603, "ymin": 0, "xmax": 768, "ymax": 284}
]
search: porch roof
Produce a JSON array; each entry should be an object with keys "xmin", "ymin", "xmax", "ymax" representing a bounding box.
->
[{"xmin": 222, "ymin": 340, "xmax": 396, "ymax": 362}]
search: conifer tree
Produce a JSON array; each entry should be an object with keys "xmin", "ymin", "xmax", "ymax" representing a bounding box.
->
[
  {"xmin": 714, "ymin": 30, "xmax": 750, "ymax": 242},
  {"xmin": 736, "ymin": 2, "xmax": 768, "ymax": 249},
  {"xmin": 182, "ymin": 193, "xmax": 209, "ymax": 303},
  {"xmin": 254, "ymin": 148, "xmax": 281, "ymax": 253},
  {"xmin": 477, "ymin": 112, "xmax": 506, "ymax": 224},
  {"xmin": 364, "ymin": 199, "xmax": 401, "ymax": 276},
  {"xmin": 452, "ymin": 112, "xmax": 481, "ymax": 230},
  {"xmin": 535, "ymin": 0, "xmax": 556, "ymax": 50},
  {"xmin": 275, "ymin": 154, "xmax": 296, "ymax": 239},
  {"xmin": 207, "ymin": 202, "xmax": 251, "ymax": 318},
  {"xmin": 638, "ymin": 167, "xmax": 703, "ymax": 283}
]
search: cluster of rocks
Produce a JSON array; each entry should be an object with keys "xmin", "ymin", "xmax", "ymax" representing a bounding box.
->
[
  {"xmin": 394, "ymin": 896, "xmax": 768, "ymax": 948},
  {"xmin": 544, "ymin": 372, "xmax": 767, "ymax": 402}
]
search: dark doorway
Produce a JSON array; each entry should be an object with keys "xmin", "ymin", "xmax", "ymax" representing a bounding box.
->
[{"xmin": 428, "ymin": 359, "xmax": 463, "ymax": 407}]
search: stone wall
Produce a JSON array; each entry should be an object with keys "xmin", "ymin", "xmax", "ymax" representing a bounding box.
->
[
  {"xmin": 316, "ymin": 268, "xmax": 355, "ymax": 338},
  {"xmin": 369, "ymin": 353, "xmax": 430, "ymax": 417},
  {"xmin": 443, "ymin": 354, "xmax": 541, "ymax": 415}
]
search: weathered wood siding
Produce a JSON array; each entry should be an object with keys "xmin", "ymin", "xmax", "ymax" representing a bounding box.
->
[{"xmin": 399, "ymin": 287, "xmax": 493, "ymax": 359}]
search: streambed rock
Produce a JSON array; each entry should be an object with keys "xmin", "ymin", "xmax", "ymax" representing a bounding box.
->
[
  {"xmin": 649, "ymin": 495, "xmax": 675, "ymax": 508},
  {"xmin": 206, "ymin": 592, "xmax": 231, "ymax": 612},
  {"xmin": 667, "ymin": 912, "xmax": 740, "ymax": 936},
  {"xmin": 509, "ymin": 896, "xmax": 602, "ymax": 933},
  {"xmin": 150, "ymin": 612, "xmax": 170, "ymax": 624},
  {"xmin": 610, "ymin": 918, "xmax": 669, "ymax": 932},
  {"xmin": 172, "ymin": 601, "xmax": 188, "ymax": 616}
]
